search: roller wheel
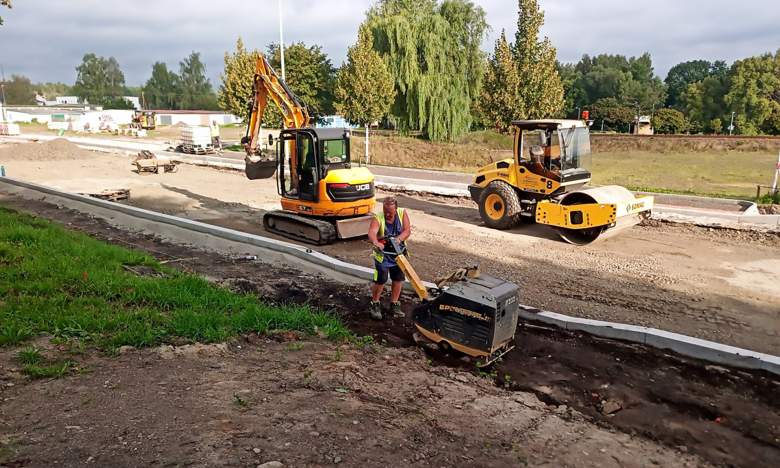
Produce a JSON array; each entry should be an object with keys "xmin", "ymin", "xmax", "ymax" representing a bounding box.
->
[{"xmin": 478, "ymin": 181, "xmax": 521, "ymax": 230}]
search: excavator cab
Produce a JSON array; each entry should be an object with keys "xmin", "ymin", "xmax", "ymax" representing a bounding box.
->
[{"xmin": 275, "ymin": 127, "xmax": 352, "ymax": 202}]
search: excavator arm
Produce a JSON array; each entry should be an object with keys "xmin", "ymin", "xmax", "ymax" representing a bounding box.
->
[{"xmin": 244, "ymin": 54, "xmax": 311, "ymax": 155}]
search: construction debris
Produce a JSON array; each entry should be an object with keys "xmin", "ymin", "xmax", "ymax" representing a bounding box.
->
[
  {"xmin": 78, "ymin": 188, "xmax": 130, "ymax": 202},
  {"xmin": 133, "ymin": 150, "xmax": 177, "ymax": 174}
]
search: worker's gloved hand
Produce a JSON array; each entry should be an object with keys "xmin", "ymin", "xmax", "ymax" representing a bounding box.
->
[{"xmin": 372, "ymin": 239, "xmax": 385, "ymax": 250}]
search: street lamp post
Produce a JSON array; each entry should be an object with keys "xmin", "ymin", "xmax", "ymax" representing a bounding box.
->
[
  {"xmin": 278, "ymin": 0, "xmax": 286, "ymax": 81},
  {"xmin": 728, "ymin": 112, "xmax": 735, "ymax": 135}
]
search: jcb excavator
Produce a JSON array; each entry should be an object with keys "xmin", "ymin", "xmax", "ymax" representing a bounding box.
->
[
  {"xmin": 242, "ymin": 54, "xmax": 375, "ymax": 245},
  {"xmin": 469, "ymin": 120, "xmax": 653, "ymax": 244}
]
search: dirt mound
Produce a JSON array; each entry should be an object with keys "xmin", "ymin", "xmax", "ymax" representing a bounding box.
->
[
  {"xmin": 0, "ymin": 138, "xmax": 98, "ymax": 162},
  {"xmin": 759, "ymin": 204, "xmax": 780, "ymax": 215}
]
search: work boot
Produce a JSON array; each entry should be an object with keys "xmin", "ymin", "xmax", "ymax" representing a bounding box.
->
[
  {"xmin": 391, "ymin": 301, "xmax": 404, "ymax": 318},
  {"xmin": 369, "ymin": 301, "xmax": 383, "ymax": 320}
]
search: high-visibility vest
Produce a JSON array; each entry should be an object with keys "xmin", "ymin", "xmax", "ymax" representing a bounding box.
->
[{"xmin": 372, "ymin": 208, "xmax": 406, "ymax": 263}]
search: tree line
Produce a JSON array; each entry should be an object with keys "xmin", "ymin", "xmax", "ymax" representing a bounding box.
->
[
  {"xmin": 3, "ymin": 0, "xmax": 778, "ymax": 138},
  {"xmin": 1, "ymin": 51, "xmax": 220, "ymax": 111}
]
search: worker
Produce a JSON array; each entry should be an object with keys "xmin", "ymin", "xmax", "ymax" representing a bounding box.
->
[
  {"xmin": 210, "ymin": 120, "xmax": 221, "ymax": 151},
  {"xmin": 367, "ymin": 197, "xmax": 411, "ymax": 320}
]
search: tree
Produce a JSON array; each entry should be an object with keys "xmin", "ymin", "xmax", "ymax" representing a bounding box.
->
[
  {"xmin": 513, "ymin": 0, "xmax": 564, "ymax": 118},
  {"xmin": 477, "ymin": 31, "xmax": 521, "ymax": 132},
  {"xmin": 218, "ymin": 37, "xmax": 260, "ymax": 121},
  {"xmin": 143, "ymin": 62, "xmax": 180, "ymax": 109},
  {"xmin": 591, "ymin": 97, "xmax": 634, "ymax": 132},
  {"xmin": 680, "ymin": 74, "xmax": 728, "ymax": 133},
  {"xmin": 0, "ymin": 0, "xmax": 11, "ymax": 26},
  {"xmin": 336, "ymin": 26, "xmax": 395, "ymax": 163},
  {"xmin": 72, "ymin": 53, "xmax": 128, "ymax": 106},
  {"xmin": 562, "ymin": 53, "xmax": 666, "ymax": 115},
  {"xmin": 664, "ymin": 60, "xmax": 726, "ymax": 108},
  {"xmin": 724, "ymin": 51, "xmax": 780, "ymax": 135},
  {"xmin": 266, "ymin": 41, "xmax": 337, "ymax": 119},
  {"xmin": 335, "ymin": 27, "xmax": 395, "ymax": 127},
  {"xmin": 35, "ymin": 82, "xmax": 72, "ymax": 99},
  {"xmin": 652, "ymin": 108, "xmax": 687, "ymax": 134},
  {"xmin": 1, "ymin": 75, "xmax": 35, "ymax": 105},
  {"xmin": 363, "ymin": 0, "xmax": 488, "ymax": 141},
  {"xmin": 178, "ymin": 52, "xmax": 218, "ymax": 110}
]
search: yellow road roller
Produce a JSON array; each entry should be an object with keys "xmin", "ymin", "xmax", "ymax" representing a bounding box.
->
[{"xmin": 468, "ymin": 120, "xmax": 653, "ymax": 244}]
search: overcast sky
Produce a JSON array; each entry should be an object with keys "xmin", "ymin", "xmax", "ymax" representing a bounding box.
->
[{"xmin": 1, "ymin": 0, "xmax": 779, "ymax": 87}]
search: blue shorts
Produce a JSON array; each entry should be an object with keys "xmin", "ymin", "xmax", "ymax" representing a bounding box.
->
[{"xmin": 373, "ymin": 260, "xmax": 405, "ymax": 284}]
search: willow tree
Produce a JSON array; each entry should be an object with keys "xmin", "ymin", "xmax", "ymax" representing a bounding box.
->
[
  {"xmin": 514, "ymin": 0, "xmax": 564, "ymax": 118},
  {"xmin": 363, "ymin": 0, "xmax": 487, "ymax": 141}
]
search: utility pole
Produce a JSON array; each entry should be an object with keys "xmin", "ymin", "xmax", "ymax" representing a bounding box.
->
[
  {"xmin": 0, "ymin": 65, "xmax": 7, "ymax": 122},
  {"xmin": 278, "ymin": 0, "xmax": 286, "ymax": 82},
  {"xmin": 728, "ymin": 111, "xmax": 736, "ymax": 135}
]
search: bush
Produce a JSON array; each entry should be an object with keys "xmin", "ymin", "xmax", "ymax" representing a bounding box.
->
[{"xmin": 652, "ymin": 108, "xmax": 688, "ymax": 134}]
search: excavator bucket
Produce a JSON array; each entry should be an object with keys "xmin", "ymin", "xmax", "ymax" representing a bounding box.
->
[{"xmin": 245, "ymin": 157, "xmax": 277, "ymax": 180}]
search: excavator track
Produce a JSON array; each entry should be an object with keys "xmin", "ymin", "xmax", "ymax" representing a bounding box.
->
[{"xmin": 263, "ymin": 211, "xmax": 337, "ymax": 245}]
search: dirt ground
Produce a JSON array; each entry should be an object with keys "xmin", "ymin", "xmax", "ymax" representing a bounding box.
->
[
  {"xmin": 1, "ymin": 141, "xmax": 778, "ymax": 355},
  {"xmin": 0, "ymin": 197, "xmax": 778, "ymax": 467}
]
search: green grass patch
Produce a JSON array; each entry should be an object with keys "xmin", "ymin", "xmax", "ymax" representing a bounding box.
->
[
  {"xmin": 22, "ymin": 360, "xmax": 75, "ymax": 379},
  {"xmin": 0, "ymin": 208, "xmax": 351, "ymax": 351},
  {"xmin": 16, "ymin": 346, "xmax": 43, "ymax": 365}
]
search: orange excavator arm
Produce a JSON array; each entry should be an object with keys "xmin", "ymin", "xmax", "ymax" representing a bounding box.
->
[{"xmin": 244, "ymin": 54, "xmax": 311, "ymax": 155}]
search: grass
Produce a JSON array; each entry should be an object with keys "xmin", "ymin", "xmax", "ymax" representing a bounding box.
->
[
  {"xmin": 0, "ymin": 208, "xmax": 352, "ymax": 353},
  {"xmin": 591, "ymin": 150, "xmax": 777, "ymax": 199}
]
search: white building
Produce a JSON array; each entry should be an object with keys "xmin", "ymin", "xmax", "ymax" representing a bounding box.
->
[
  {"xmin": 153, "ymin": 110, "xmax": 240, "ymax": 127},
  {"xmin": 4, "ymin": 106, "xmax": 134, "ymax": 132}
]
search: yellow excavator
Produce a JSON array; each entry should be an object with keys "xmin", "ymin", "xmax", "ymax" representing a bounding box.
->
[
  {"xmin": 242, "ymin": 54, "xmax": 375, "ymax": 245},
  {"xmin": 469, "ymin": 120, "xmax": 653, "ymax": 244}
]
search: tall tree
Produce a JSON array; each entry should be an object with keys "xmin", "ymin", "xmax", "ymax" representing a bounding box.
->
[
  {"xmin": 335, "ymin": 27, "xmax": 395, "ymax": 127},
  {"xmin": 335, "ymin": 26, "xmax": 395, "ymax": 163},
  {"xmin": 0, "ymin": 75, "xmax": 35, "ymax": 105},
  {"xmin": 218, "ymin": 37, "xmax": 260, "ymax": 121},
  {"xmin": 513, "ymin": 0, "xmax": 564, "ymax": 118},
  {"xmin": 363, "ymin": 0, "xmax": 487, "ymax": 141},
  {"xmin": 178, "ymin": 52, "xmax": 218, "ymax": 110},
  {"xmin": 143, "ymin": 62, "xmax": 180, "ymax": 109},
  {"xmin": 664, "ymin": 60, "xmax": 725, "ymax": 108},
  {"xmin": 477, "ymin": 31, "xmax": 522, "ymax": 132},
  {"xmin": 0, "ymin": 0, "xmax": 11, "ymax": 26},
  {"xmin": 72, "ymin": 53, "xmax": 127, "ymax": 105},
  {"xmin": 563, "ymin": 53, "xmax": 666, "ymax": 114},
  {"xmin": 266, "ymin": 41, "xmax": 337, "ymax": 118},
  {"xmin": 680, "ymin": 74, "xmax": 729, "ymax": 133},
  {"xmin": 724, "ymin": 51, "xmax": 780, "ymax": 135}
]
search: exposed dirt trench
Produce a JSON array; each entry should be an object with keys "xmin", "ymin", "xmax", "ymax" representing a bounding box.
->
[{"xmin": 1, "ymin": 194, "xmax": 778, "ymax": 468}]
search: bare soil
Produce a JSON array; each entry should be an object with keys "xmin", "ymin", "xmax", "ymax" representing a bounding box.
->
[
  {"xmin": 0, "ymin": 196, "xmax": 778, "ymax": 467},
  {"xmin": 0, "ymin": 145, "xmax": 778, "ymax": 356}
]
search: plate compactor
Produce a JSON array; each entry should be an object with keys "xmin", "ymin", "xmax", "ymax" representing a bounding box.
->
[{"xmin": 380, "ymin": 237, "xmax": 520, "ymax": 367}]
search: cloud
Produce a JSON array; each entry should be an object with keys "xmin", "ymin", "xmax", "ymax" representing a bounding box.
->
[{"xmin": 1, "ymin": 0, "xmax": 778, "ymax": 87}]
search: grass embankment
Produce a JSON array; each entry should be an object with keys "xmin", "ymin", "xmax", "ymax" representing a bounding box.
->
[
  {"xmin": 0, "ymin": 208, "xmax": 350, "ymax": 368},
  {"xmin": 354, "ymin": 131, "xmax": 778, "ymax": 199}
]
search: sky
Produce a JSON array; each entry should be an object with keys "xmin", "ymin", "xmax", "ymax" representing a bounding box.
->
[{"xmin": 1, "ymin": 0, "xmax": 779, "ymax": 87}]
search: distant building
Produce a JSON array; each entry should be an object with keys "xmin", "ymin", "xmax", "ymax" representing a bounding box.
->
[
  {"xmin": 152, "ymin": 110, "xmax": 240, "ymax": 127},
  {"xmin": 632, "ymin": 115, "xmax": 654, "ymax": 135},
  {"xmin": 123, "ymin": 96, "xmax": 141, "ymax": 110},
  {"xmin": 318, "ymin": 115, "xmax": 357, "ymax": 129}
]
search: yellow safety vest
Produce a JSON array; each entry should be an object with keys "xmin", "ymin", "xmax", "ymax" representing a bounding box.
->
[{"xmin": 373, "ymin": 208, "xmax": 406, "ymax": 263}]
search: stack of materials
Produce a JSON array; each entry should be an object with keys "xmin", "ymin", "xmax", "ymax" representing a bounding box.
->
[
  {"xmin": 178, "ymin": 126, "xmax": 214, "ymax": 154},
  {"xmin": 0, "ymin": 122, "xmax": 20, "ymax": 136}
]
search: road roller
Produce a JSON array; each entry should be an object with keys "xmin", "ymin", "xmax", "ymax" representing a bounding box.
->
[{"xmin": 468, "ymin": 119, "xmax": 653, "ymax": 244}]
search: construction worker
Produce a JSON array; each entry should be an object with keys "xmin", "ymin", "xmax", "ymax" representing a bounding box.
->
[
  {"xmin": 367, "ymin": 197, "xmax": 411, "ymax": 320},
  {"xmin": 210, "ymin": 120, "xmax": 221, "ymax": 151}
]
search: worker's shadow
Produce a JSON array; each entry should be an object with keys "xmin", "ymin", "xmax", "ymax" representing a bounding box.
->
[{"xmin": 385, "ymin": 194, "xmax": 560, "ymax": 242}]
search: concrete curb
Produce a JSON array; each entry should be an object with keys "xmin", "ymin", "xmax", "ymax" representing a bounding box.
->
[{"xmin": 518, "ymin": 306, "xmax": 780, "ymax": 375}]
